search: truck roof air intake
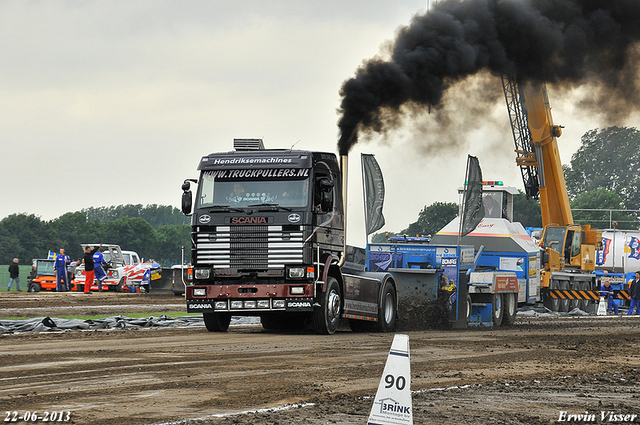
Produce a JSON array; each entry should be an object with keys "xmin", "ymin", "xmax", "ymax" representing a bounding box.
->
[{"xmin": 233, "ymin": 138, "xmax": 265, "ymax": 151}]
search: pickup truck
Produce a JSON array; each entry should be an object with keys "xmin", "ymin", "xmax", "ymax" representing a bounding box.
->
[{"xmin": 74, "ymin": 244, "xmax": 161, "ymax": 292}]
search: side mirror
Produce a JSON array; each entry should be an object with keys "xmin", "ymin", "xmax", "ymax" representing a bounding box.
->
[
  {"xmin": 319, "ymin": 178, "xmax": 334, "ymax": 191},
  {"xmin": 182, "ymin": 181, "xmax": 191, "ymax": 191},
  {"xmin": 182, "ymin": 190, "xmax": 193, "ymax": 215}
]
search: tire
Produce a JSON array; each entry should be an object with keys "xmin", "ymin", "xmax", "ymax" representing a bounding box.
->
[
  {"xmin": 375, "ymin": 280, "xmax": 397, "ymax": 333},
  {"xmin": 28, "ymin": 283, "xmax": 41, "ymax": 293},
  {"xmin": 559, "ymin": 281, "xmax": 570, "ymax": 312},
  {"xmin": 492, "ymin": 293, "xmax": 504, "ymax": 326},
  {"xmin": 465, "ymin": 294, "xmax": 472, "ymax": 325},
  {"xmin": 203, "ymin": 312, "xmax": 231, "ymax": 332},
  {"xmin": 544, "ymin": 280, "xmax": 561, "ymax": 312},
  {"xmin": 569, "ymin": 281, "xmax": 580, "ymax": 311},
  {"xmin": 313, "ymin": 276, "xmax": 341, "ymax": 335},
  {"xmin": 502, "ymin": 293, "xmax": 518, "ymax": 326},
  {"xmin": 578, "ymin": 281, "xmax": 589, "ymax": 312},
  {"xmin": 582, "ymin": 281, "xmax": 597, "ymax": 313}
]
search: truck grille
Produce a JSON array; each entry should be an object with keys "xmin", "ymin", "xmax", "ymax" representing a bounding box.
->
[{"xmin": 196, "ymin": 225, "xmax": 304, "ymax": 268}]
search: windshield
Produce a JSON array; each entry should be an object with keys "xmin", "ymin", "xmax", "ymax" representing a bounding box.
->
[
  {"xmin": 543, "ymin": 227, "xmax": 566, "ymax": 253},
  {"xmin": 37, "ymin": 261, "xmax": 55, "ymax": 276},
  {"xmin": 197, "ymin": 171, "xmax": 310, "ymax": 209}
]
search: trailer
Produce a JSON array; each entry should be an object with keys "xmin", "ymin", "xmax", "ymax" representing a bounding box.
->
[{"xmin": 367, "ymin": 241, "xmax": 519, "ymax": 327}]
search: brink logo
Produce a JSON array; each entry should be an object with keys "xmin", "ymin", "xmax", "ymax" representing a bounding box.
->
[{"xmin": 376, "ymin": 397, "xmax": 411, "ymax": 416}]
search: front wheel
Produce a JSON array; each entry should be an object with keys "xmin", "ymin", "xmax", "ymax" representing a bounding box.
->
[
  {"xmin": 203, "ymin": 312, "xmax": 231, "ymax": 332},
  {"xmin": 492, "ymin": 293, "xmax": 504, "ymax": 326},
  {"xmin": 313, "ymin": 276, "xmax": 341, "ymax": 335},
  {"xmin": 28, "ymin": 283, "xmax": 41, "ymax": 293},
  {"xmin": 544, "ymin": 280, "xmax": 561, "ymax": 312},
  {"xmin": 375, "ymin": 280, "xmax": 397, "ymax": 333}
]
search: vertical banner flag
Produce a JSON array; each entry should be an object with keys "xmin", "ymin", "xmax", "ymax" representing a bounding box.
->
[
  {"xmin": 629, "ymin": 237, "xmax": 640, "ymax": 260},
  {"xmin": 596, "ymin": 237, "xmax": 611, "ymax": 266},
  {"xmin": 460, "ymin": 155, "xmax": 485, "ymax": 237},
  {"xmin": 361, "ymin": 153, "xmax": 386, "ymax": 235}
]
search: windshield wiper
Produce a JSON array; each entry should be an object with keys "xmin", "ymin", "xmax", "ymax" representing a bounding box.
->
[
  {"xmin": 247, "ymin": 203, "xmax": 292, "ymax": 211},
  {"xmin": 208, "ymin": 205, "xmax": 245, "ymax": 213}
]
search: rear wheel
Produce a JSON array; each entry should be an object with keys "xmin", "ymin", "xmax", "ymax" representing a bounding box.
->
[
  {"xmin": 203, "ymin": 312, "xmax": 231, "ymax": 332},
  {"xmin": 502, "ymin": 293, "xmax": 518, "ymax": 326},
  {"xmin": 374, "ymin": 281, "xmax": 397, "ymax": 332},
  {"xmin": 313, "ymin": 276, "xmax": 341, "ymax": 335},
  {"xmin": 492, "ymin": 293, "xmax": 504, "ymax": 326},
  {"xmin": 465, "ymin": 294, "xmax": 472, "ymax": 325}
]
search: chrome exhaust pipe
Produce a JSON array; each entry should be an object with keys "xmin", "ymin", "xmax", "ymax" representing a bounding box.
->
[{"xmin": 338, "ymin": 154, "xmax": 348, "ymax": 267}]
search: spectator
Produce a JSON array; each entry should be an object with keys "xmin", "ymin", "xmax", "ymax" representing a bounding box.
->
[
  {"xmin": 92, "ymin": 247, "xmax": 108, "ymax": 291},
  {"xmin": 54, "ymin": 248, "xmax": 71, "ymax": 292},
  {"xmin": 599, "ymin": 280, "xmax": 619, "ymax": 315},
  {"xmin": 82, "ymin": 245, "xmax": 101, "ymax": 294},
  {"xmin": 628, "ymin": 271, "xmax": 640, "ymax": 315},
  {"xmin": 7, "ymin": 258, "xmax": 21, "ymax": 292}
]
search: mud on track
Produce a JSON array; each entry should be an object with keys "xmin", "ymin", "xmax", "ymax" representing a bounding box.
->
[{"xmin": 1, "ymin": 292, "xmax": 639, "ymax": 424}]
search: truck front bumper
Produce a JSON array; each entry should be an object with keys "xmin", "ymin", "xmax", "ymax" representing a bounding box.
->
[{"xmin": 186, "ymin": 283, "xmax": 315, "ymax": 314}]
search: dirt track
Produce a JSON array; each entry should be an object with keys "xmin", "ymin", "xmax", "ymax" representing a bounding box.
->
[{"xmin": 1, "ymin": 293, "xmax": 639, "ymax": 425}]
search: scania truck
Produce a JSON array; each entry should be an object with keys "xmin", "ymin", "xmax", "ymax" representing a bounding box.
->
[{"xmin": 181, "ymin": 139, "xmax": 406, "ymax": 334}]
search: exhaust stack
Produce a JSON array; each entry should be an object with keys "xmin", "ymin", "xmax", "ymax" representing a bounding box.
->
[{"xmin": 339, "ymin": 154, "xmax": 348, "ymax": 267}]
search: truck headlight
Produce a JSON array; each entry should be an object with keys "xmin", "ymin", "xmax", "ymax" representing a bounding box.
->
[
  {"xmin": 230, "ymin": 300, "xmax": 243, "ymax": 309},
  {"xmin": 193, "ymin": 288, "xmax": 207, "ymax": 296},
  {"xmin": 195, "ymin": 268, "xmax": 210, "ymax": 279},
  {"xmin": 244, "ymin": 301, "xmax": 257, "ymax": 309},
  {"xmin": 214, "ymin": 301, "xmax": 228, "ymax": 310},
  {"xmin": 288, "ymin": 267, "xmax": 305, "ymax": 278},
  {"xmin": 111, "ymin": 271, "xmax": 119, "ymax": 278},
  {"xmin": 257, "ymin": 300, "xmax": 270, "ymax": 309},
  {"xmin": 273, "ymin": 300, "xmax": 285, "ymax": 308}
]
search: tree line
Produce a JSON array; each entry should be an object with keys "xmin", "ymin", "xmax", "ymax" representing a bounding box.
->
[
  {"xmin": 0, "ymin": 204, "xmax": 191, "ymax": 266},
  {"xmin": 375, "ymin": 126, "xmax": 640, "ymax": 241}
]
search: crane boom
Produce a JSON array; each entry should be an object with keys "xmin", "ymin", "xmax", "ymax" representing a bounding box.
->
[
  {"xmin": 502, "ymin": 76, "xmax": 601, "ymax": 311},
  {"xmin": 520, "ymin": 81, "xmax": 573, "ymax": 228},
  {"xmin": 502, "ymin": 76, "xmax": 573, "ymax": 228}
]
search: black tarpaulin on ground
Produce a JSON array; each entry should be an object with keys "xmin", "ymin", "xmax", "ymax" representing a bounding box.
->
[{"xmin": 0, "ymin": 315, "xmax": 205, "ymax": 333}]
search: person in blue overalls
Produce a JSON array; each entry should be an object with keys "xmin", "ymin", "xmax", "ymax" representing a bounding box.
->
[
  {"xmin": 599, "ymin": 280, "xmax": 619, "ymax": 315},
  {"xmin": 54, "ymin": 248, "xmax": 70, "ymax": 292},
  {"xmin": 92, "ymin": 247, "xmax": 108, "ymax": 291}
]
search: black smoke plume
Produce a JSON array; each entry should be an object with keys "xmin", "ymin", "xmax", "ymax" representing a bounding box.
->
[{"xmin": 337, "ymin": 0, "xmax": 640, "ymax": 155}]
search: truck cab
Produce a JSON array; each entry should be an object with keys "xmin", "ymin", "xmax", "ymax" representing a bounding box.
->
[{"xmin": 181, "ymin": 139, "xmax": 404, "ymax": 334}]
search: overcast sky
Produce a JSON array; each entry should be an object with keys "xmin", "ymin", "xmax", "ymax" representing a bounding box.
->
[{"xmin": 1, "ymin": 1, "xmax": 637, "ymax": 246}]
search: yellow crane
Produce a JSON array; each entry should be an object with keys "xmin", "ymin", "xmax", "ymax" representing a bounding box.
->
[{"xmin": 502, "ymin": 76, "xmax": 602, "ymax": 312}]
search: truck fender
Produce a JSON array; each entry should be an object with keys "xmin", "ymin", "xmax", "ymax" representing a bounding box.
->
[
  {"xmin": 348, "ymin": 271, "xmax": 397, "ymax": 312},
  {"xmin": 319, "ymin": 254, "xmax": 340, "ymax": 293}
]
